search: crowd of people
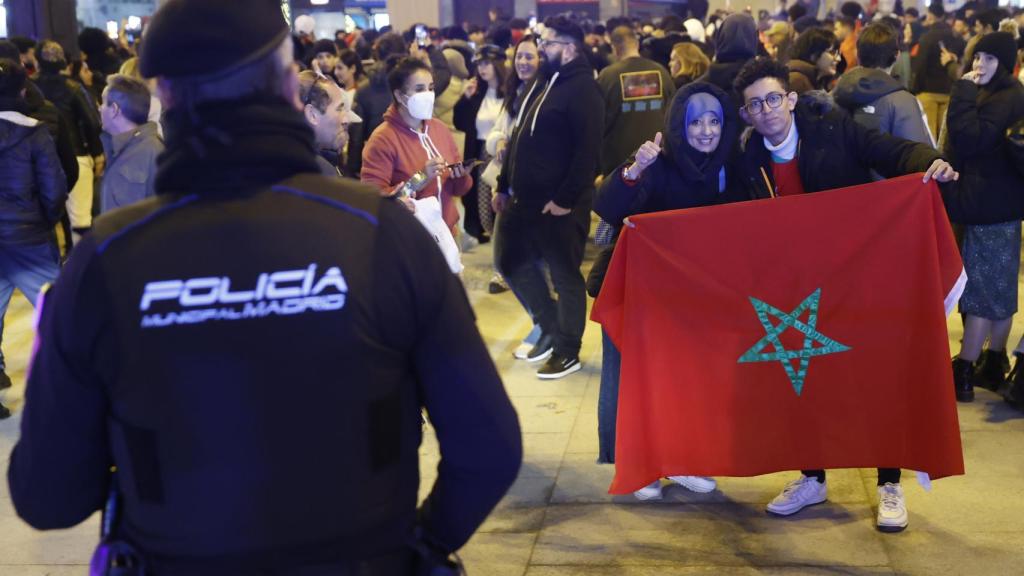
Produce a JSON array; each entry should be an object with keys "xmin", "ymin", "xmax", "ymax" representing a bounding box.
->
[{"xmin": 0, "ymin": 0, "xmax": 1023, "ymax": 571}]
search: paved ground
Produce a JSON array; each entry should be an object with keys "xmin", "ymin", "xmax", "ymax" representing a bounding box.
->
[{"xmin": 0, "ymin": 240, "xmax": 1022, "ymax": 575}]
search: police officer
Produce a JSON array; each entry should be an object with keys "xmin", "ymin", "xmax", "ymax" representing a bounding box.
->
[{"xmin": 7, "ymin": 1, "xmax": 523, "ymax": 574}]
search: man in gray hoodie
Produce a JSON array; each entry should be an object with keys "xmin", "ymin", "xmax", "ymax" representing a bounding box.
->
[{"xmin": 834, "ymin": 22, "xmax": 935, "ymax": 158}]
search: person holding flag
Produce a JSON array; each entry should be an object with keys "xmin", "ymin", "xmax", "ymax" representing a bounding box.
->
[
  {"xmin": 731, "ymin": 58, "xmax": 958, "ymax": 532},
  {"xmin": 594, "ymin": 81, "xmax": 747, "ymax": 499}
]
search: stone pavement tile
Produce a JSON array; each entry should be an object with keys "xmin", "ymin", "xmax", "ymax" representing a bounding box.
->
[
  {"xmin": 551, "ymin": 452, "xmax": 872, "ymax": 506},
  {"xmin": 881, "ymin": 529, "xmax": 1024, "ymax": 576},
  {"xmin": 532, "ymin": 503, "xmax": 889, "ymax": 567},
  {"xmin": 954, "ymin": 394, "xmax": 1024, "ymax": 432},
  {"xmin": 501, "ymin": 366, "xmax": 591, "ymax": 399},
  {"xmin": 563, "ymin": 408, "xmax": 599, "ymax": 455},
  {"xmin": 512, "ymin": 396, "xmax": 585, "ymax": 434},
  {"xmin": 460, "ymin": 532, "xmax": 536, "ymax": 576},
  {"xmin": 526, "ymin": 566, "xmax": 896, "ymax": 575},
  {"xmin": 858, "ymin": 471, "xmax": 1024, "ymax": 533},
  {"xmin": 0, "ymin": 567, "xmax": 89, "ymax": 576},
  {"xmin": 0, "ymin": 511, "xmax": 99, "ymax": 565},
  {"xmin": 420, "ymin": 432, "xmax": 566, "ymax": 480},
  {"xmin": 958, "ymin": 430, "xmax": 1024, "ymax": 477}
]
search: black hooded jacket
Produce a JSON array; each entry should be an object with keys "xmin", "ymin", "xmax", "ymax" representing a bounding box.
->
[
  {"xmin": 8, "ymin": 96, "xmax": 522, "ymax": 572},
  {"xmin": 23, "ymin": 82, "xmax": 79, "ymax": 189},
  {"xmin": 940, "ymin": 72, "xmax": 1024, "ymax": 224},
  {"xmin": 595, "ymin": 82, "xmax": 744, "ymax": 227},
  {"xmin": 35, "ymin": 71, "xmax": 104, "ymax": 158},
  {"xmin": 0, "ymin": 109, "xmax": 68, "ymax": 246},
  {"xmin": 696, "ymin": 14, "xmax": 757, "ymax": 121},
  {"xmin": 501, "ymin": 56, "xmax": 604, "ymax": 211},
  {"xmin": 737, "ymin": 94, "xmax": 943, "ymax": 199}
]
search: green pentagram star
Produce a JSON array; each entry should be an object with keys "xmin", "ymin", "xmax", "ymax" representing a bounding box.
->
[{"xmin": 738, "ymin": 288, "xmax": 851, "ymax": 396}]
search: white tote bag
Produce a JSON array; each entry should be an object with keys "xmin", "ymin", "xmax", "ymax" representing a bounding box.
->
[{"xmin": 412, "ymin": 196, "xmax": 464, "ymax": 274}]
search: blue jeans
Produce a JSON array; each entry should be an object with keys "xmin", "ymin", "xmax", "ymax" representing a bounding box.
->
[
  {"xmin": 0, "ymin": 241, "xmax": 61, "ymax": 371},
  {"xmin": 598, "ymin": 329, "xmax": 621, "ymax": 464}
]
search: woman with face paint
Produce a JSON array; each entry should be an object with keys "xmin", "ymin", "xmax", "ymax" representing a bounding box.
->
[
  {"xmin": 361, "ymin": 57, "xmax": 473, "ymax": 235},
  {"xmin": 592, "ymin": 82, "xmax": 746, "ymax": 499},
  {"xmin": 944, "ymin": 31, "xmax": 1024, "ymax": 404}
]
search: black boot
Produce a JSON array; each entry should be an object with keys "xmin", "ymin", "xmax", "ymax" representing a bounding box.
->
[
  {"xmin": 975, "ymin": 349, "xmax": 1010, "ymax": 392},
  {"xmin": 952, "ymin": 357, "xmax": 975, "ymax": 403},
  {"xmin": 1003, "ymin": 353, "xmax": 1024, "ymax": 410},
  {"xmin": 0, "ymin": 403, "xmax": 10, "ymax": 419}
]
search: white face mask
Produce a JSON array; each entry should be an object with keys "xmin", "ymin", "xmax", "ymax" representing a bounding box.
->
[{"xmin": 405, "ymin": 91, "xmax": 435, "ymax": 120}]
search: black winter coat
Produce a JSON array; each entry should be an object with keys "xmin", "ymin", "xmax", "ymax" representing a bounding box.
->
[
  {"xmin": 0, "ymin": 112, "xmax": 68, "ymax": 245},
  {"xmin": 34, "ymin": 72, "xmax": 103, "ymax": 158},
  {"xmin": 940, "ymin": 74, "xmax": 1024, "ymax": 224},
  {"xmin": 22, "ymin": 83, "xmax": 79, "ymax": 189},
  {"xmin": 737, "ymin": 94, "xmax": 942, "ymax": 200},
  {"xmin": 591, "ymin": 82, "xmax": 746, "ymax": 296},
  {"xmin": 501, "ymin": 57, "xmax": 604, "ymax": 211}
]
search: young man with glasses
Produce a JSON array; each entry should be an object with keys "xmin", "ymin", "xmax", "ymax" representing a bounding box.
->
[{"xmin": 732, "ymin": 57, "xmax": 958, "ymax": 533}]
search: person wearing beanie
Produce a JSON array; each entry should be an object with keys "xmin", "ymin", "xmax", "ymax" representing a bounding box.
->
[
  {"xmin": 434, "ymin": 48, "xmax": 468, "ymax": 130},
  {"xmin": 7, "ymin": 1, "xmax": 522, "ymax": 574},
  {"xmin": 945, "ymin": 31, "xmax": 1024, "ymax": 403},
  {"xmin": 78, "ymin": 27, "xmax": 122, "ymax": 94},
  {"xmin": 308, "ymin": 38, "xmax": 339, "ymax": 78},
  {"xmin": 33, "ymin": 40, "xmax": 103, "ymax": 242}
]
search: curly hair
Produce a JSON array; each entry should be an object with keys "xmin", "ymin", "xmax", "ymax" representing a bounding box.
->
[{"xmin": 733, "ymin": 57, "xmax": 790, "ymax": 97}]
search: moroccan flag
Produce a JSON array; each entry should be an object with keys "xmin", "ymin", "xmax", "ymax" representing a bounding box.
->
[{"xmin": 592, "ymin": 175, "xmax": 966, "ymax": 494}]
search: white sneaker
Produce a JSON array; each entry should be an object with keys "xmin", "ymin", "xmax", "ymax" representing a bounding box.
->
[
  {"xmin": 513, "ymin": 342, "xmax": 533, "ymax": 360},
  {"xmin": 667, "ymin": 476, "xmax": 717, "ymax": 493},
  {"xmin": 634, "ymin": 480, "xmax": 663, "ymax": 501},
  {"xmin": 876, "ymin": 483, "xmax": 908, "ymax": 533},
  {"xmin": 766, "ymin": 475, "xmax": 828, "ymax": 516}
]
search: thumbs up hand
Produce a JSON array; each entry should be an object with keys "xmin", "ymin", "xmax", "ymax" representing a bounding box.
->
[{"xmin": 625, "ymin": 132, "xmax": 663, "ymax": 181}]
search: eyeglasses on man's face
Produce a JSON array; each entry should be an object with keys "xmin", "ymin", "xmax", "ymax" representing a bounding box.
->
[
  {"xmin": 537, "ymin": 38, "xmax": 571, "ymax": 48},
  {"xmin": 741, "ymin": 92, "xmax": 787, "ymax": 115}
]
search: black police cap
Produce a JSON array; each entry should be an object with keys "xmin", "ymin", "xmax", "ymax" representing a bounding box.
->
[{"xmin": 140, "ymin": 0, "xmax": 290, "ymax": 79}]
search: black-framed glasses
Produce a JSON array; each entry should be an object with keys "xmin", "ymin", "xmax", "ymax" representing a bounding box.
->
[
  {"xmin": 741, "ymin": 92, "xmax": 787, "ymax": 115},
  {"xmin": 537, "ymin": 38, "xmax": 571, "ymax": 48}
]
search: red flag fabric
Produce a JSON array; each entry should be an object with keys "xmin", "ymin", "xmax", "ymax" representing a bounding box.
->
[{"xmin": 592, "ymin": 175, "xmax": 966, "ymax": 494}]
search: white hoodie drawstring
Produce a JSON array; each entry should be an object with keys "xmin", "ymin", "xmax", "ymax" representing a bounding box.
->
[
  {"xmin": 529, "ymin": 71, "xmax": 559, "ymax": 137},
  {"xmin": 408, "ymin": 124, "xmax": 445, "ymax": 193},
  {"xmin": 513, "ymin": 78, "xmax": 541, "ymax": 131}
]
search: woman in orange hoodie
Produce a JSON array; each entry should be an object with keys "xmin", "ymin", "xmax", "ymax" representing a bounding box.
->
[{"xmin": 361, "ymin": 57, "xmax": 472, "ymax": 235}]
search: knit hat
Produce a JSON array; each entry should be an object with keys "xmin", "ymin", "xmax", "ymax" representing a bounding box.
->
[
  {"xmin": 684, "ymin": 18, "xmax": 706, "ymax": 43},
  {"xmin": 140, "ymin": 0, "xmax": 291, "ymax": 80},
  {"xmin": 311, "ymin": 39, "xmax": 337, "ymax": 57},
  {"xmin": 442, "ymin": 48, "xmax": 469, "ymax": 80},
  {"xmin": 974, "ymin": 31, "xmax": 1018, "ymax": 74},
  {"xmin": 685, "ymin": 91, "xmax": 724, "ymax": 128}
]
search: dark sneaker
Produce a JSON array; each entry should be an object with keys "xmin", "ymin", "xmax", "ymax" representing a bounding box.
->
[
  {"xmin": 0, "ymin": 403, "xmax": 10, "ymax": 420},
  {"xmin": 0, "ymin": 371, "xmax": 11, "ymax": 390},
  {"xmin": 526, "ymin": 334, "xmax": 554, "ymax": 364},
  {"xmin": 1003, "ymin": 353, "xmax": 1024, "ymax": 410},
  {"xmin": 952, "ymin": 357, "xmax": 975, "ymax": 403},
  {"xmin": 488, "ymin": 274, "xmax": 510, "ymax": 294},
  {"xmin": 537, "ymin": 354, "xmax": 582, "ymax": 380},
  {"xmin": 975, "ymin": 349, "xmax": 1009, "ymax": 392}
]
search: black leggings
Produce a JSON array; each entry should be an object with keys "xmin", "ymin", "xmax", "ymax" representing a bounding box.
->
[{"xmin": 801, "ymin": 468, "xmax": 902, "ymax": 486}]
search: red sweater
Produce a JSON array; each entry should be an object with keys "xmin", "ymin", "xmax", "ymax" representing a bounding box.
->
[{"xmin": 361, "ymin": 105, "xmax": 473, "ymax": 231}]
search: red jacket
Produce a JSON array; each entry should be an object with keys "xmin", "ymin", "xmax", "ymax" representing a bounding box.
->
[{"xmin": 361, "ymin": 105, "xmax": 472, "ymax": 231}]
